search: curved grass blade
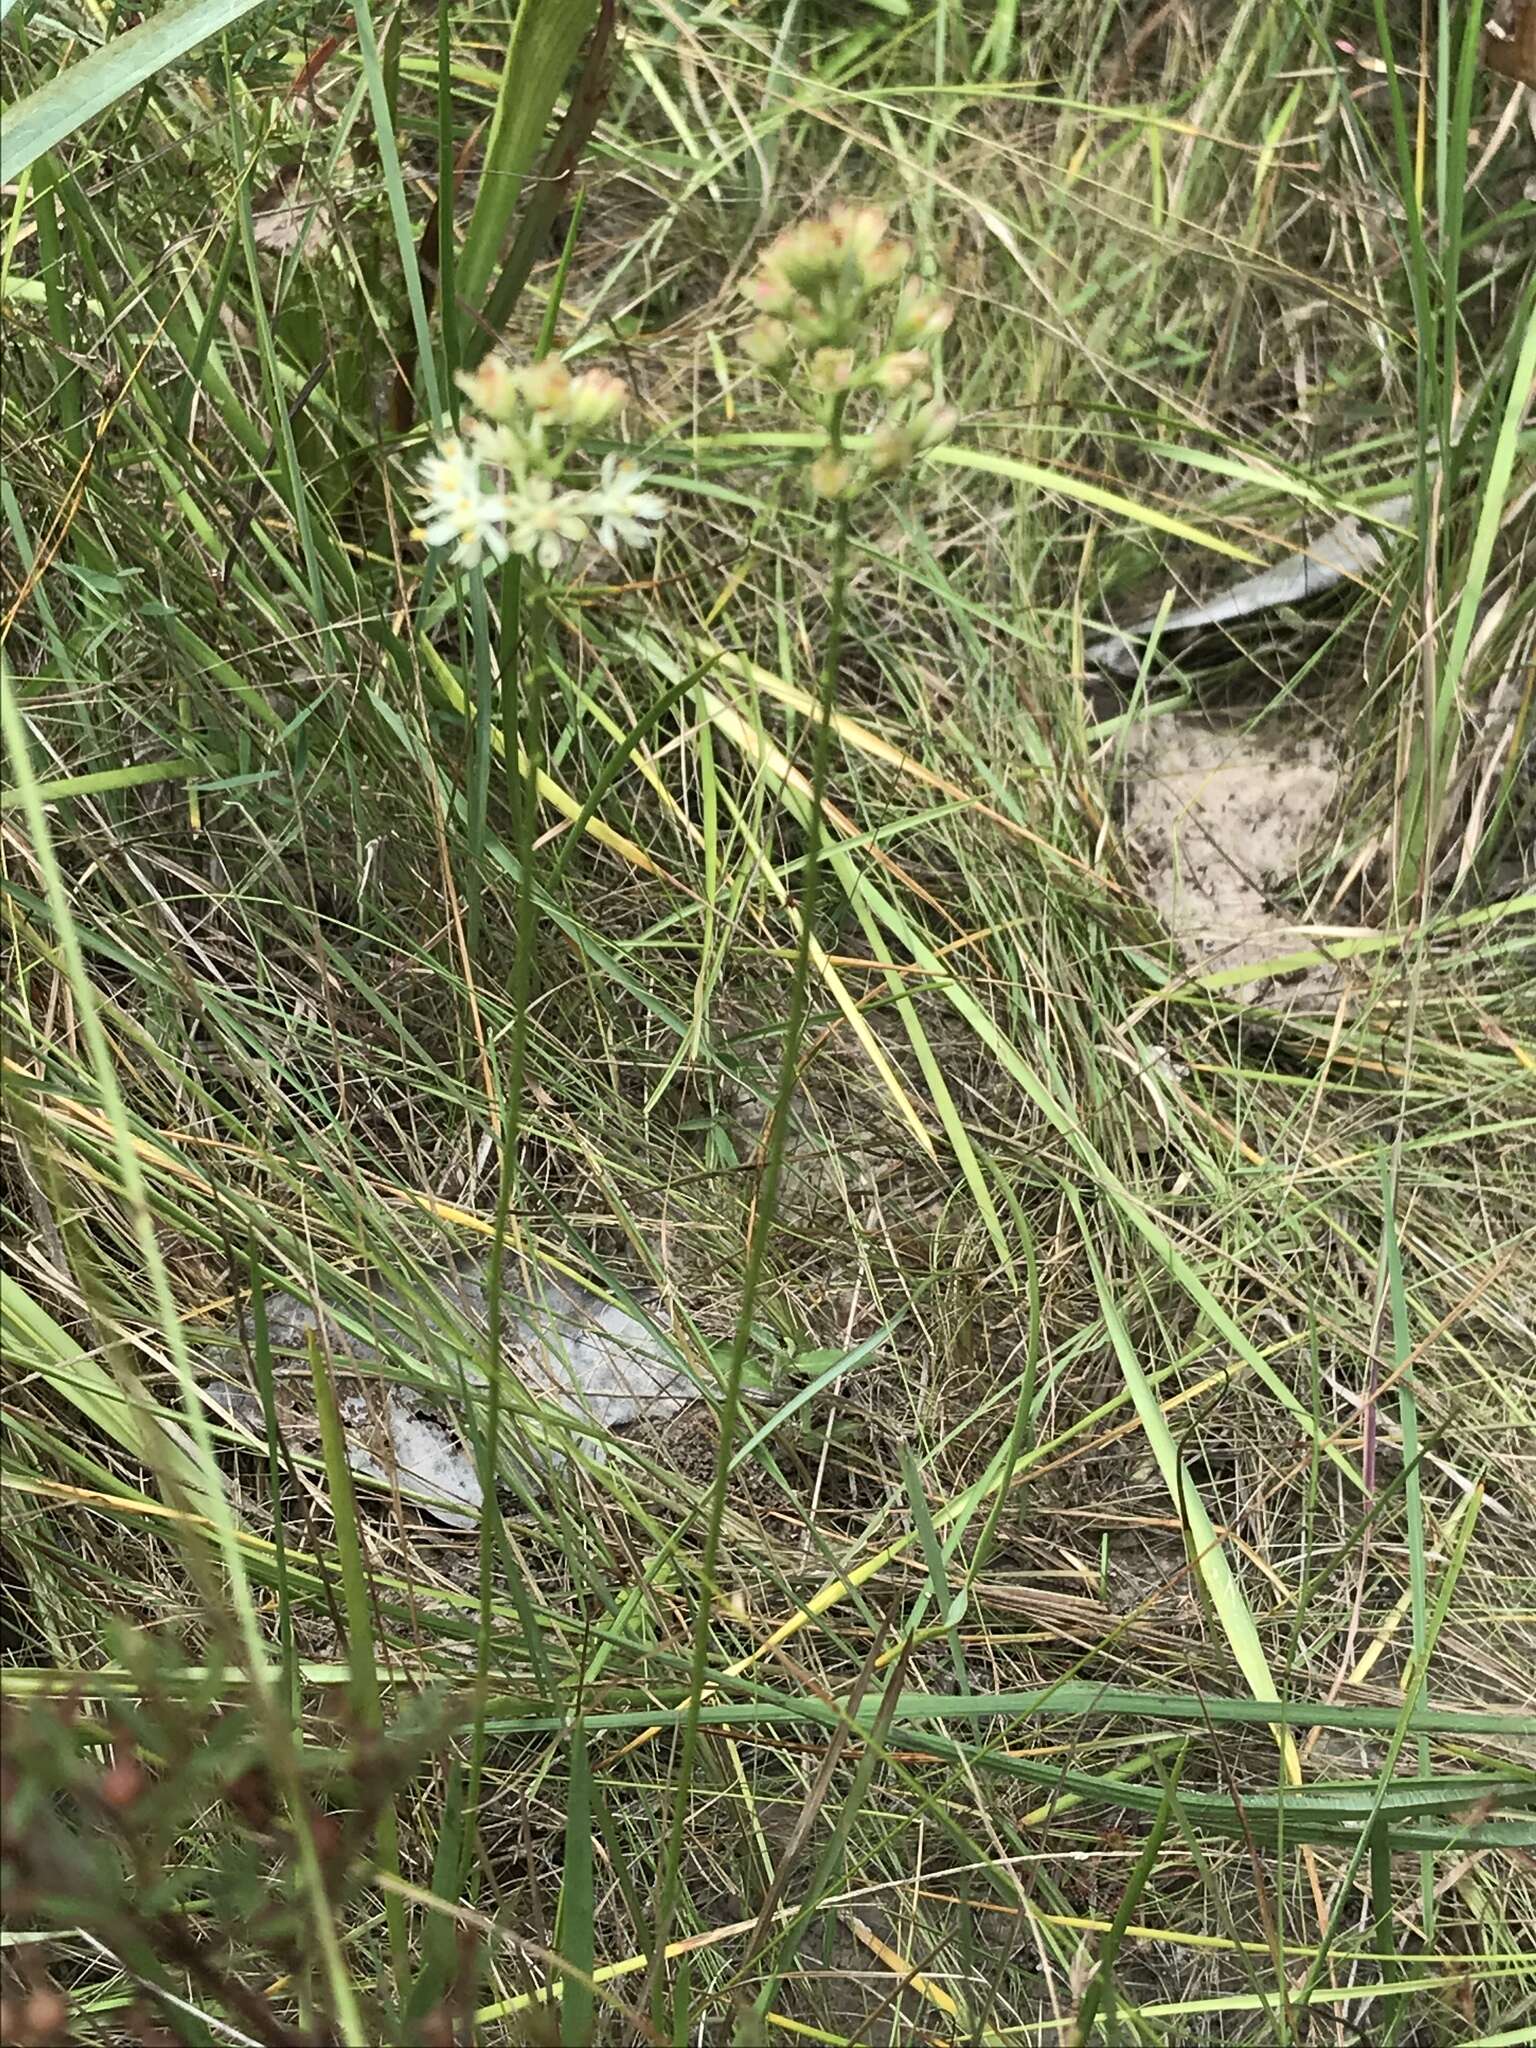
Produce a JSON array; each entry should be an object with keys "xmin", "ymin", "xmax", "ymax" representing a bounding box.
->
[
  {"xmin": 1079, "ymin": 1231, "xmax": 1303, "ymax": 1785},
  {"xmin": 930, "ymin": 444, "xmax": 1265, "ymax": 564},
  {"xmin": 2, "ymin": 0, "xmax": 273, "ymax": 182},
  {"xmin": 0, "ymin": 1276, "xmax": 225, "ymax": 1526}
]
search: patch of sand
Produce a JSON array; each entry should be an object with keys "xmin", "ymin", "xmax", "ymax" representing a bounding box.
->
[{"xmin": 1124, "ymin": 716, "xmax": 1344, "ymax": 1007}]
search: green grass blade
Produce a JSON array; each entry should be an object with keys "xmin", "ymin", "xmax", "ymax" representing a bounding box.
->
[
  {"xmin": 352, "ymin": 0, "xmax": 443, "ymax": 424},
  {"xmin": 1077, "ymin": 1219, "xmax": 1301, "ymax": 1784},
  {"xmin": 455, "ymin": 0, "xmax": 598, "ymax": 314},
  {"xmin": 931, "ymin": 444, "xmax": 1265, "ymax": 563},
  {"xmin": 899, "ymin": 1443, "xmax": 968, "ymax": 1690},
  {"xmin": 1380, "ymin": 1149, "xmax": 1433, "ymax": 1945},
  {"xmin": 557, "ymin": 1719, "xmax": 596, "ymax": 2045},
  {"xmin": 0, "ymin": 1274, "xmax": 223, "ymax": 1524},
  {"xmin": 1073, "ymin": 1746, "xmax": 1188, "ymax": 2044},
  {"xmin": 307, "ymin": 1331, "xmax": 409, "ymax": 2008},
  {"xmin": 1, "ymin": 0, "xmax": 274, "ymax": 182},
  {"xmin": 1, "ymin": 665, "xmax": 364, "ymax": 2033}
]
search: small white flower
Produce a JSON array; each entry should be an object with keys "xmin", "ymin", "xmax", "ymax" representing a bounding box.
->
[
  {"xmin": 421, "ymin": 488, "xmax": 511, "ymax": 570},
  {"xmin": 465, "ymin": 417, "xmax": 525, "ymax": 472},
  {"xmin": 417, "ymin": 434, "xmax": 512, "ymax": 571},
  {"xmin": 418, "ymin": 434, "xmax": 472, "ymax": 501},
  {"xmin": 587, "ymin": 454, "xmax": 668, "ymax": 555},
  {"xmin": 505, "ymin": 475, "xmax": 591, "ymax": 571}
]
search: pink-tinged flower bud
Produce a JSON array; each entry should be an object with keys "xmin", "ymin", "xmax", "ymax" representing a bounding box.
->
[
  {"xmin": 911, "ymin": 400, "xmax": 959, "ymax": 450},
  {"xmin": 809, "ymin": 450, "xmax": 857, "ymax": 499},
  {"xmin": 892, "ymin": 276, "xmax": 954, "ymax": 347},
  {"xmin": 454, "ymin": 355, "xmax": 521, "ymax": 423},
  {"xmin": 564, "ymin": 368, "xmax": 628, "ymax": 429},
  {"xmin": 859, "ymin": 237, "xmax": 910, "ymax": 289},
  {"xmin": 828, "ymin": 203, "xmax": 890, "ymax": 262},
  {"xmin": 869, "ymin": 422, "xmax": 915, "ymax": 474},
  {"xmin": 808, "ymin": 347, "xmax": 857, "ymax": 393},
  {"xmin": 742, "ymin": 317, "xmax": 794, "ymax": 369},
  {"xmin": 743, "ymin": 270, "xmax": 798, "ymax": 318},
  {"xmin": 872, "ymin": 348, "xmax": 932, "ymax": 396},
  {"xmin": 516, "ymin": 359, "xmax": 573, "ymax": 417}
]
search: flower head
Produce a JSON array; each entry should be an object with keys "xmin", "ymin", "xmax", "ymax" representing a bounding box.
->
[
  {"xmin": 413, "ymin": 344, "xmax": 672, "ymax": 581},
  {"xmin": 588, "ymin": 453, "xmax": 669, "ymax": 555},
  {"xmin": 505, "ymin": 475, "xmax": 591, "ymax": 571},
  {"xmin": 741, "ymin": 202, "xmax": 919, "ymax": 368},
  {"xmin": 417, "ymin": 437, "xmax": 513, "ymax": 570},
  {"xmin": 735, "ymin": 207, "xmax": 961, "ymax": 507}
]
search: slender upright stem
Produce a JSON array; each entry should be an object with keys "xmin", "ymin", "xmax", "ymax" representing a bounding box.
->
[
  {"xmin": 653, "ymin": 493, "xmax": 853, "ymax": 1973},
  {"xmin": 464, "ymin": 574, "xmax": 548, "ymax": 1880}
]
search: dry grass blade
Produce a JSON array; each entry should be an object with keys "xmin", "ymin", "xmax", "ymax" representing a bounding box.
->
[{"xmin": 3, "ymin": 4, "xmax": 1533, "ymax": 2041}]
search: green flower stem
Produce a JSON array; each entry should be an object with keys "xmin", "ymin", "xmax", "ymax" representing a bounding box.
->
[
  {"xmin": 498, "ymin": 554, "xmax": 527, "ymax": 819},
  {"xmin": 465, "ymin": 564, "xmax": 552, "ymax": 1888},
  {"xmin": 827, "ymin": 388, "xmax": 850, "ymax": 455},
  {"xmin": 654, "ymin": 492, "xmax": 853, "ymax": 1966}
]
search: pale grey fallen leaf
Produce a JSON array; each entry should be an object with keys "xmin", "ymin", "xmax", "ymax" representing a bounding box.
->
[
  {"xmin": 1088, "ymin": 493, "xmax": 1415, "ymax": 677},
  {"xmin": 202, "ymin": 1377, "xmax": 486, "ymax": 1531},
  {"xmin": 340, "ymin": 1394, "xmax": 484, "ymax": 1532},
  {"xmin": 203, "ymin": 1382, "xmax": 266, "ymax": 1434},
  {"xmin": 204, "ymin": 1254, "xmax": 693, "ymax": 1528}
]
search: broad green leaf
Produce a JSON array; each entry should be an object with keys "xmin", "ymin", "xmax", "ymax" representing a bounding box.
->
[
  {"xmin": 456, "ymin": 0, "xmax": 597, "ymax": 312},
  {"xmin": 2, "ymin": 0, "xmax": 272, "ymax": 183}
]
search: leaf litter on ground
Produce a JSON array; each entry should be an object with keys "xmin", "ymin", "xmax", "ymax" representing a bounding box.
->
[{"xmin": 205, "ymin": 1251, "xmax": 694, "ymax": 1528}]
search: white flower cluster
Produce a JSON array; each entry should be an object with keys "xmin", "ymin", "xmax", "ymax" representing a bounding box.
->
[
  {"xmin": 739, "ymin": 204, "xmax": 958, "ymax": 499},
  {"xmin": 416, "ymin": 358, "xmax": 667, "ymax": 575}
]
